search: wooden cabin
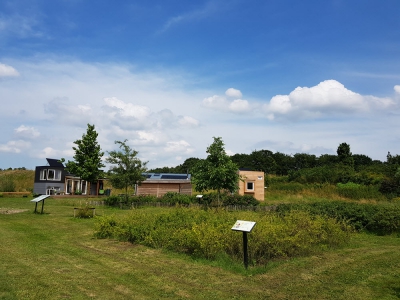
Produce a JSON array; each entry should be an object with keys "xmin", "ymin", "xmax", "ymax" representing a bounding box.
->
[
  {"xmin": 237, "ymin": 170, "xmax": 265, "ymax": 201},
  {"xmin": 136, "ymin": 173, "xmax": 192, "ymax": 197}
]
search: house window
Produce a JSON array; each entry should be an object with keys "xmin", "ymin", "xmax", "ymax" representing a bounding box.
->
[
  {"xmin": 246, "ymin": 181, "xmax": 255, "ymax": 192},
  {"xmin": 47, "ymin": 169, "xmax": 61, "ymax": 181},
  {"xmin": 40, "ymin": 169, "xmax": 47, "ymax": 180}
]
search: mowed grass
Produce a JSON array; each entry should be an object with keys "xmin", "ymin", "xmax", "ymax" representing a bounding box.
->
[{"xmin": 0, "ymin": 197, "xmax": 399, "ymax": 300}]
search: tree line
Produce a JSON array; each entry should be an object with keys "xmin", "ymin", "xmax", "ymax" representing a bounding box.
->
[
  {"xmin": 150, "ymin": 142, "xmax": 400, "ymax": 198},
  {"xmin": 60, "ymin": 124, "xmax": 400, "ymax": 199}
]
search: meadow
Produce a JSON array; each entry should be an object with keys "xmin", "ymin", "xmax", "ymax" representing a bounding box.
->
[{"xmin": 1, "ymin": 195, "xmax": 400, "ymax": 300}]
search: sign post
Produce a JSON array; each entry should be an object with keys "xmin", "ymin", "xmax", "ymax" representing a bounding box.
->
[
  {"xmin": 231, "ymin": 220, "xmax": 256, "ymax": 269},
  {"xmin": 30, "ymin": 195, "xmax": 50, "ymax": 214}
]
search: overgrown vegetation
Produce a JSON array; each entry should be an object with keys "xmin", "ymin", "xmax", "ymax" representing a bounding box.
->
[
  {"xmin": 0, "ymin": 169, "xmax": 33, "ymax": 193},
  {"xmin": 1, "ymin": 197, "xmax": 399, "ymax": 299},
  {"xmin": 94, "ymin": 207, "xmax": 351, "ymax": 264},
  {"xmin": 275, "ymin": 201, "xmax": 400, "ymax": 235},
  {"xmin": 103, "ymin": 191, "xmax": 259, "ymax": 208},
  {"xmin": 0, "ymin": 175, "xmax": 16, "ymax": 192}
]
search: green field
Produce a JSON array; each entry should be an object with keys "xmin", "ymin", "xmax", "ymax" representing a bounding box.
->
[{"xmin": 1, "ymin": 197, "xmax": 399, "ymax": 300}]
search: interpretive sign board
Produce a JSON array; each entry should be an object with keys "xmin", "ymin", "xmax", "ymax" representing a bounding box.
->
[
  {"xmin": 231, "ymin": 220, "xmax": 256, "ymax": 233},
  {"xmin": 31, "ymin": 195, "xmax": 50, "ymax": 214},
  {"xmin": 231, "ymin": 220, "xmax": 256, "ymax": 269}
]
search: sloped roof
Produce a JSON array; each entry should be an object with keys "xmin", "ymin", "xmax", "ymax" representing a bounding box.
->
[{"xmin": 46, "ymin": 158, "xmax": 64, "ymax": 168}]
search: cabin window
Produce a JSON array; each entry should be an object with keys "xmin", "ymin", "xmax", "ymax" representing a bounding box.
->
[{"xmin": 246, "ymin": 181, "xmax": 255, "ymax": 191}]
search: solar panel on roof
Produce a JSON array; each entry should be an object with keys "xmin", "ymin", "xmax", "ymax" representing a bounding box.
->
[
  {"xmin": 46, "ymin": 158, "xmax": 64, "ymax": 167},
  {"xmin": 161, "ymin": 174, "xmax": 188, "ymax": 180}
]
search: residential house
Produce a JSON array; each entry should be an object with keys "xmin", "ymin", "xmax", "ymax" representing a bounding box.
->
[{"xmin": 33, "ymin": 158, "xmax": 105, "ymax": 196}]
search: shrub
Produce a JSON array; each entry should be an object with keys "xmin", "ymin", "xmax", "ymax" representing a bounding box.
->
[
  {"xmin": 276, "ymin": 201, "xmax": 400, "ymax": 235},
  {"xmin": 94, "ymin": 208, "xmax": 351, "ymax": 264},
  {"xmin": 131, "ymin": 194, "xmax": 158, "ymax": 203},
  {"xmin": 222, "ymin": 194, "xmax": 259, "ymax": 206},
  {"xmin": 289, "ymin": 165, "xmax": 356, "ymax": 184},
  {"xmin": 104, "ymin": 195, "xmax": 120, "ymax": 207},
  {"xmin": 74, "ymin": 206, "xmax": 95, "ymax": 218},
  {"xmin": 336, "ymin": 182, "xmax": 384, "ymax": 200},
  {"xmin": 94, "ymin": 215, "xmax": 118, "ymax": 238},
  {"xmin": 160, "ymin": 192, "xmax": 194, "ymax": 205},
  {"xmin": 379, "ymin": 178, "xmax": 400, "ymax": 199}
]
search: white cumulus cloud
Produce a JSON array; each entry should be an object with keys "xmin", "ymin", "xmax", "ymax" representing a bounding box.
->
[
  {"xmin": 225, "ymin": 88, "xmax": 243, "ymax": 98},
  {"xmin": 202, "ymin": 95, "xmax": 228, "ymax": 109},
  {"xmin": 164, "ymin": 140, "xmax": 194, "ymax": 154},
  {"xmin": 0, "ymin": 63, "xmax": 19, "ymax": 77},
  {"xmin": 394, "ymin": 85, "xmax": 400, "ymax": 94},
  {"xmin": 0, "ymin": 140, "xmax": 31, "ymax": 153},
  {"xmin": 14, "ymin": 125, "xmax": 40, "ymax": 139},
  {"xmin": 263, "ymin": 80, "xmax": 395, "ymax": 120},
  {"xmin": 202, "ymin": 91, "xmax": 252, "ymax": 113},
  {"xmin": 229, "ymin": 99, "xmax": 250, "ymax": 112}
]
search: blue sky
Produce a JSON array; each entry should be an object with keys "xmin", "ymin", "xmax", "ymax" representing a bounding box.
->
[{"xmin": 0, "ymin": 0, "xmax": 399, "ymax": 170}]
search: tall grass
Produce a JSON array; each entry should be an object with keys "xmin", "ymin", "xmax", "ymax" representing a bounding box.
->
[{"xmin": 0, "ymin": 169, "xmax": 34, "ymax": 192}]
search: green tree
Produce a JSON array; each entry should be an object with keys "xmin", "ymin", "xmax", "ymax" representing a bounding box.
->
[
  {"xmin": 61, "ymin": 124, "xmax": 105, "ymax": 190},
  {"xmin": 192, "ymin": 137, "xmax": 240, "ymax": 205},
  {"xmin": 293, "ymin": 153, "xmax": 317, "ymax": 170},
  {"xmin": 175, "ymin": 157, "xmax": 201, "ymax": 174},
  {"xmin": 250, "ymin": 150, "xmax": 277, "ymax": 174},
  {"xmin": 337, "ymin": 142, "xmax": 354, "ymax": 168},
  {"xmin": 231, "ymin": 153, "xmax": 253, "ymax": 170},
  {"xmin": 106, "ymin": 140, "xmax": 148, "ymax": 201},
  {"xmin": 273, "ymin": 152, "xmax": 294, "ymax": 175}
]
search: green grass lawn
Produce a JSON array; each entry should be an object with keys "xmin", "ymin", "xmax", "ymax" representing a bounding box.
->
[{"xmin": 1, "ymin": 197, "xmax": 399, "ymax": 299}]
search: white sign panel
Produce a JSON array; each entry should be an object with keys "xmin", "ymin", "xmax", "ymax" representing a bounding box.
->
[
  {"xmin": 231, "ymin": 220, "xmax": 256, "ymax": 233},
  {"xmin": 31, "ymin": 195, "xmax": 50, "ymax": 203}
]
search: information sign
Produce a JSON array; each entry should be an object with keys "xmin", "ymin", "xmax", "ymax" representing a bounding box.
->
[{"xmin": 231, "ymin": 220, "xmax": 256, "ymax": 233}]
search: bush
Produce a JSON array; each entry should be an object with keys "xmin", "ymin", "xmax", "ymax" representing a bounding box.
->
[
  {"xmin": 276, "ymin": 201, "xmax": 400, "ymax": 235},
  {"xmin": 104, "ymin": 195, "xmax": 121, "ymax": 207},
  {"xmin": 74, "ymin": 206, "xmax": 95, "ymax": 218},
  {"xmin": 222, "ymin": 194, "xmax": 259, "ymax": 206},
  {"xmin": 94, "ymin": 208, "xmax": 351, "ymax": 264},
  {"xmin": 379, "ymin": 179, "xmax": 400, "ymax": 199},
  {"xmin": 336, "ymin": 182, "xmax": 384, "ymax": 200},
  {"xmin": 131, "ymin": 195, "xmax": 158, "ymax": 203},
  {"xmin": 93, "ymin": 214, "xmax": 118, "ymax": 238},
  {"xmin": 160, "ymin": 192, "xmax": 194, "ymax": 205}
]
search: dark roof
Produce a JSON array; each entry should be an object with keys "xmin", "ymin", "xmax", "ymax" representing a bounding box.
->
[{"xmin": 46, "ymin": 158, "xmax": 64, "ymax": 168}]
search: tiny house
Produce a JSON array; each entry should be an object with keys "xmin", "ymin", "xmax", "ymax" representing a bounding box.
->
[
  {"xmin": 33, "ymin": 158, "xmax": 105, "ymax": 196},
  {"xmin": 237, "ymin": 170, "xmax": 265, "ymax": 201},
  {"xmin": 136, "ymin": 173, "xmax": 192, "ymax": 197}
]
